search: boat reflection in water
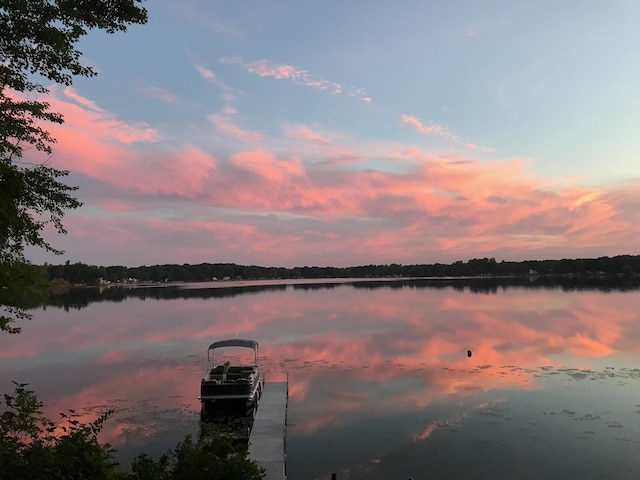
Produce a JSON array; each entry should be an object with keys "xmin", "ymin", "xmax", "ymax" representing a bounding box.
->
[{"xmin": 200, "ymin": 403, "xmax": 256, "ymax": 449}]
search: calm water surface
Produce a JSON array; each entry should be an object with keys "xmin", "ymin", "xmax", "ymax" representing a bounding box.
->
[{"xmin": 2, "ymin": 279, "xmax": 640, "ymax": 479}]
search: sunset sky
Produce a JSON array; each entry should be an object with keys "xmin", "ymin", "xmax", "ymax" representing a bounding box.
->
[{"xmin": 24, "ymin": 0, "xmax": 640, "ymax": 268}]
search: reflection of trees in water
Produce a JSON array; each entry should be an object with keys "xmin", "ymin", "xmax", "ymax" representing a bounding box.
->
[
  {"xmin": 35, "ymin": 277, "xmax": 640, "ymax": 311},
  {"xmin": 351, "ymin": 276, "xmax": 640, "ymax": 294},
  {"xmin": 292, "ymin": 283, "xmax": 339, "ymax": 291},
  {"xmin": 200, "ymin": 406, "xmax": 256, "ymax": 451},
  {"xmin": 37, "ymin": 284, "xmax": 289, "ymax": 311}
]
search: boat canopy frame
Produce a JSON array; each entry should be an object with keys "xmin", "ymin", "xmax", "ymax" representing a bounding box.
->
[{"xmin": 207, "ymin": 339, "xmax": 259, "ymax": 367}]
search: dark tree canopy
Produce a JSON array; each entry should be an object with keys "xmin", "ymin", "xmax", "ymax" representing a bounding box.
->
[
  {"xmin": 0, "ymin": 0, "xmax": 147, "ymax": 93},
  {"xmin": 0, "ymin": 0, "xmax": 147, "ymax": 332}
]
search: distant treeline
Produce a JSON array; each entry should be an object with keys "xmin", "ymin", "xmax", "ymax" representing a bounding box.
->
[{"xmin": 41, "ymin": 255, "xmax": 640, "ymax": 285}]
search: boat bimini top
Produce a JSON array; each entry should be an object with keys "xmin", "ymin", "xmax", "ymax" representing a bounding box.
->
[{"xmin": 207, "ymin": 338, "xmax": 259, "ymax": 366}]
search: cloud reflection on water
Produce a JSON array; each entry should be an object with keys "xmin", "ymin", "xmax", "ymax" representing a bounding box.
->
[{"xmin": 2, "ymin": 279, "xmax": 639, "ymax": 474}]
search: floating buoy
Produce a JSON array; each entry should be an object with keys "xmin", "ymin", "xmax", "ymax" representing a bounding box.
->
[{"xmin": 467, "ymin": 350, "xmax": 472, "ymax": 358}]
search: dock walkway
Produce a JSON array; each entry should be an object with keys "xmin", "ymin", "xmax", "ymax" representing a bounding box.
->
[{"xmin": 248, "ymin": 381, "xmax": 288, "ymax": 480}]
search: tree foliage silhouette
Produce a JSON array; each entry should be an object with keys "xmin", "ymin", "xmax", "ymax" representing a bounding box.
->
[{"xmin": 0, "ymin": 0, "xmax": 147, "ymax": 332}]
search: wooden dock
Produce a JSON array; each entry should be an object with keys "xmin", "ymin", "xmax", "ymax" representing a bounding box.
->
[{"xmin": 248, "ymin": 381, "xmax": 288, "ymax": 479}]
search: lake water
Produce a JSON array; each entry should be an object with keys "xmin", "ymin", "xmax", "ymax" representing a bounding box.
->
[{"xmin": 2, "ymin": 278, "xmax": 640, "ymax": 479}]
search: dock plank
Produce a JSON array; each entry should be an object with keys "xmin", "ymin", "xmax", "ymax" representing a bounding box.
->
[{"xmin": 249, "ymin": 382, "xmax": 288, "ymax": 480}]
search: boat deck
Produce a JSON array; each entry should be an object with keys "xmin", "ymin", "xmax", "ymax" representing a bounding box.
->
[{"xmin": 248, "ymin": 381, "xmax": 288, "ymax": 480}]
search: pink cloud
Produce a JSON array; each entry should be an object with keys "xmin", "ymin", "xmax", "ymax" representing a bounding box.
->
[
  {"xmin": 284, "ymin": 124, "xmax": 332, "ymax": 145},
  {"xmin": 230, "ymin": 150, "xmax": 304, "ymax": 183},
  {"xmin": 464, "ymin": 142, "xmax": 496, "ymax": 153},
  {"xmin": 63, "ymin": 86, "xmax": 105, "ymax": 112},
  {"xmin": 242, "ymin": 59, "xmax": 343, "ymax": 94},
  {"xmin": 401, "ymin": 114, "xmax": 459, "ymax": 140},
  {"xmin": 348, "ymin": 86, "xmax": 372, "ymax": 103},
  {"xmin": 238, "ymin": 59, "xmax": 372, "ymax": 103},
  {"xmin": 318, "ymin": 155, "xmax": 364, "ymax": 166},
  {"xmin": 193, "ymin": 63, "xmax": 256, "ymax": 141},
  {"xmin": 195, "ymin": 64, "xmax": 217, "ymax": 81},
  {"xmin": 208, "ymin": 113, "xmax": 262, "ymax": 141},
  {"xmin": 142, "ymin": 85, "xmax": 177, "ymax": 103},
  {"xmin": 97, "ymin": 200, "xmax": 136, "ymax": 212},
  {"xmin": 194, "ymin": 62, "xmax": 241, "ymax": 105},
  {"xmin": 19, "ymin": 87, "xmax": 640, "ymax": 267},
  {"xmin": 282, "ymin": 124, "xmax": 361, "ymax": 164},
  {"xmin": 46, "ymin": 86, "xmax": 160, "ymax": 147},
  {"xmin": 401, "ymin": 114, "xmax": 495, "ymax": 152}
]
